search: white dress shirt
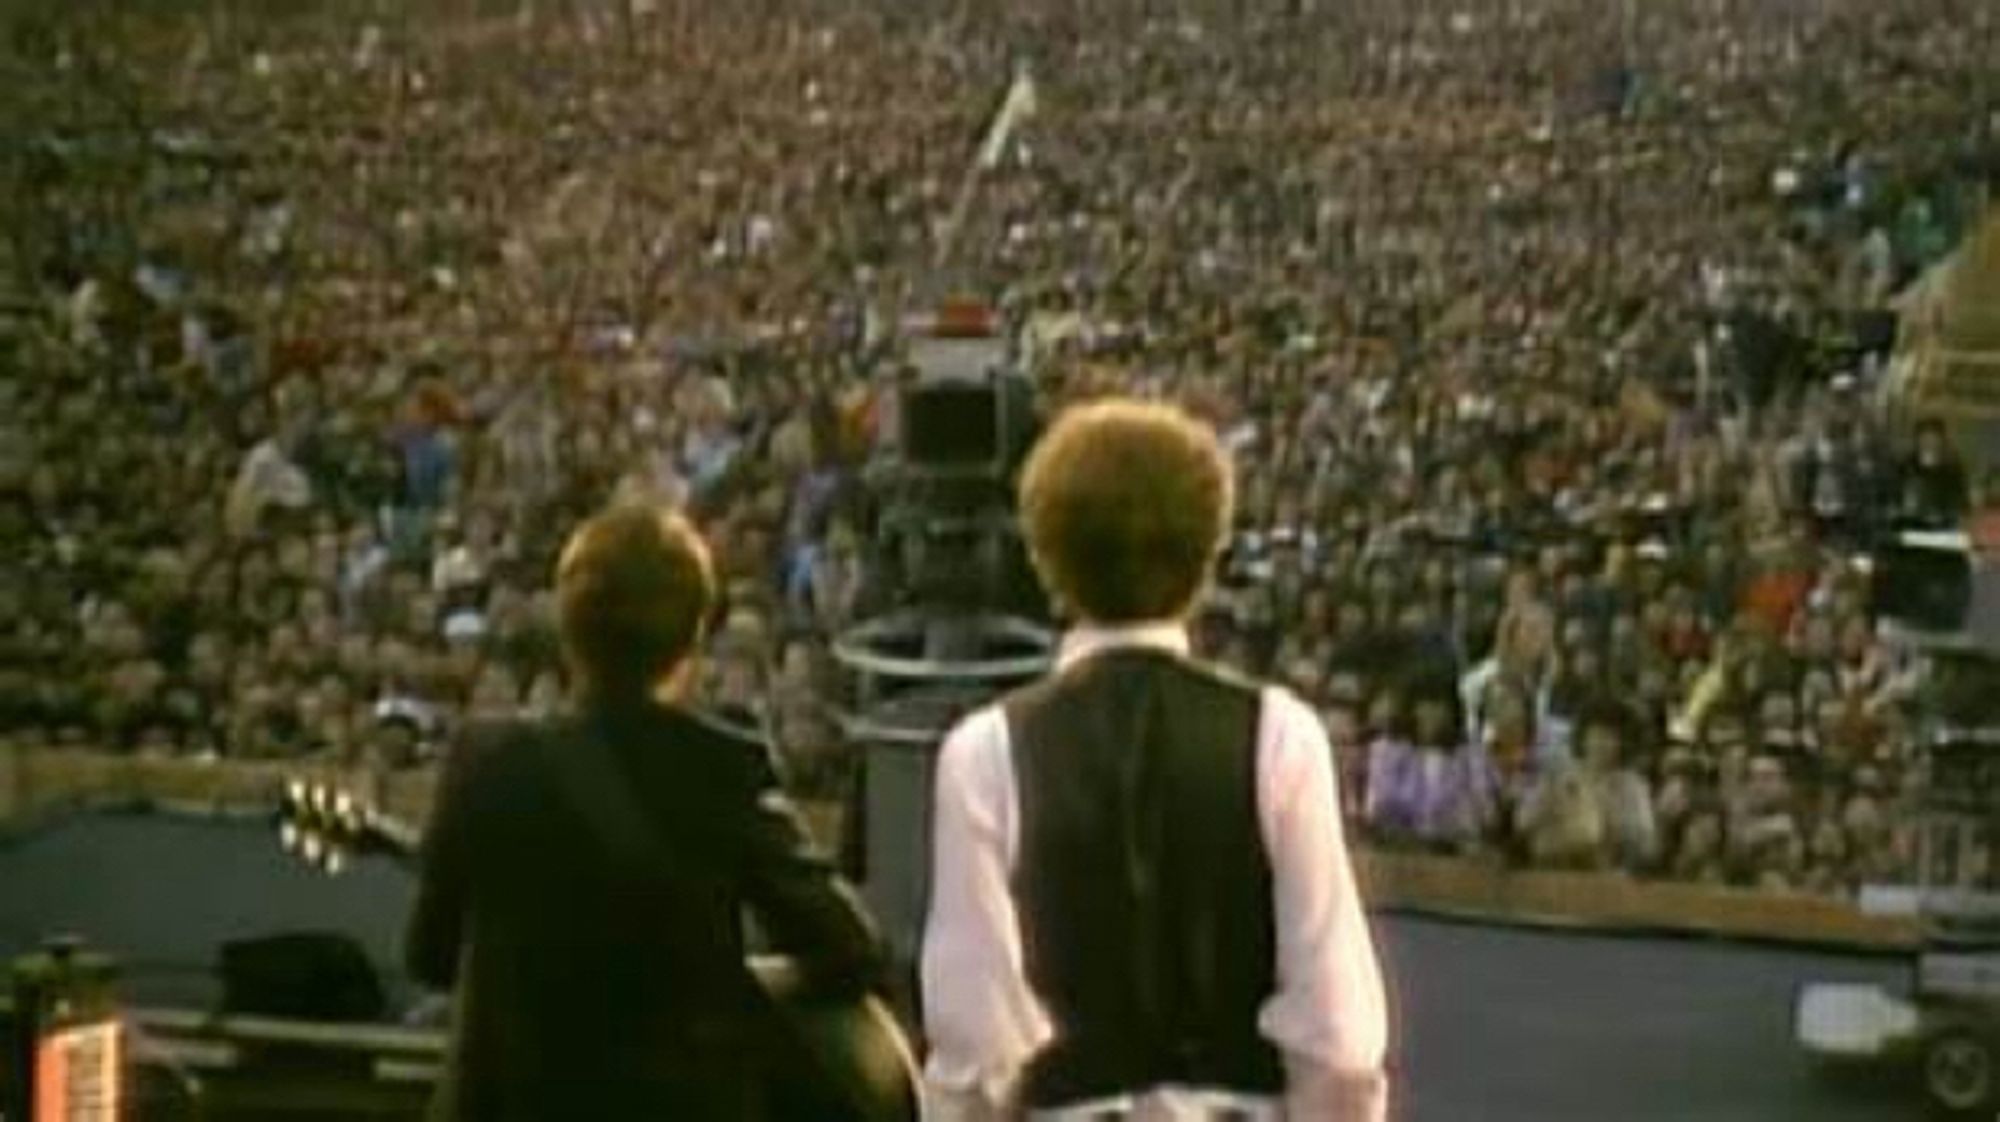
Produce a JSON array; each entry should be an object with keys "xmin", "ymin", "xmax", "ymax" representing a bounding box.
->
[{"xmin": 921, "ymin": 622, "xmax": 1390, "ymax": 1121}]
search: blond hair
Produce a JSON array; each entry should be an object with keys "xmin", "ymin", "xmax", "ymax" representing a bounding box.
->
[
  {"xmin": 1016, "ymin": 398, "xmax": 1233, "ymax": 623},
  {"xmin": 555, "ymin": 504, "xmax": 716, "ymax": 700}
]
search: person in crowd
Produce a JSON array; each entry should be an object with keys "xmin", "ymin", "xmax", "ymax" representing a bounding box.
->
[
  {"xmin": 1670, "ymin": 799, "xmax": 1732, "ymax": 886},
  {"xmin": 1576, "ymin": 700, "xmax": 1659, "ymax": 871},
  {"xmin": 1726, "ymin": 753, "xmax": 1806, "ymax": 890},
  {"xmin": 1894, "ymin": 419, "xmax": 1972, "ymax": 529},
  {"xmin": 1321, "ymin": 661, "xmax": 1374, "ymax": 823},
  {"xmin": 922, "ymin": 399, "xmax": 1388, "ymax": 1121},
  {"xmin": 1515, "ymin": 758, "xmax": 1607, "ymax": 870},
  {"xmin": 1368, "ymin": 676, "xmax": 1502, "ymax": 855}
]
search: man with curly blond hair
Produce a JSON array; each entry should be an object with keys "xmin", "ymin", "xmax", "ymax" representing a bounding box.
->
[{"xmin": 922, "ymin": 398, "xmax": 1390, "ymax": 1121}]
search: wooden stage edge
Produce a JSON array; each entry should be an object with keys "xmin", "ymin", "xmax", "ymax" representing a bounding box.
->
[{"xmin": 0, "ymin": 746, "xmax": 1920, "ymax": 954}]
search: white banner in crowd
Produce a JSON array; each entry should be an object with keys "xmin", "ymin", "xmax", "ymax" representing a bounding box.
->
[{"xmin": 976, "ymin": 71, "xmax": 1039, "ymax": 170}]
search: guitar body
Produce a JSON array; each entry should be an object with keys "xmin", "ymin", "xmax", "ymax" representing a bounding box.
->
[
  {"xmin": 279, "ymin": 782, "xmax": 920, "ymax": 1122},
  {"xmin": 757, "ymin": 972, "xmax": 920, "ymax": 1122}
]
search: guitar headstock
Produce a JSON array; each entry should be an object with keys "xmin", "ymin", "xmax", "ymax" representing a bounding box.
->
[{"xmin": 276, "ymin": 778, "xmax": 413, "ymax": 874}]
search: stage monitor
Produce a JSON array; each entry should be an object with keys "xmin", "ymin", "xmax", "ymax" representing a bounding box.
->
[
  {"xmin": 219, "ymin": 932, "xmax": 385, "ymax": 1024},
  {"xmin": 1872, "ymin": 530, "xmax": 1974, "ymax": 635}
]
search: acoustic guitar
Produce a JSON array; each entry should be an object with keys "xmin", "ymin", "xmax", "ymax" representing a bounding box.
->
[{"xmin": 274, "ymin": 780, "xmax": 920, "ymax": 1122}]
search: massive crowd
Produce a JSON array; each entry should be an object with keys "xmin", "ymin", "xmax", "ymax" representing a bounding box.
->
[{"xmin": 3, "ymin": 0, "xmax": 1995, "ymax": 899}]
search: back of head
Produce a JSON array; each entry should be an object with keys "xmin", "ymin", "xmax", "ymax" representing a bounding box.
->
[
  {"xmin": 555, "ymin": 503, "xmax": 715, "ymax": 705},
  {"xmin": 1016, "ymin": 397, "xmax": 1233, "ymax": 624}
]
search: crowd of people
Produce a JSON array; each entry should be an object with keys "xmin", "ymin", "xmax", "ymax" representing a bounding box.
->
[{"xmin": 4, "ymin": 0, "xmax": 1995, "ymax": 901}]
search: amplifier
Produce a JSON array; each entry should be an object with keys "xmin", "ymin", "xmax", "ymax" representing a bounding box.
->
[{"xmin": 8, "ymin": 940, "xmax": 121, "ymax": 1122}]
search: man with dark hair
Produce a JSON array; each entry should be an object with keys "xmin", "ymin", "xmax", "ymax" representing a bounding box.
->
[
  {"xmin": 922, "ymin": 399, "xmax": 1389, "ymax": 1120},
  {"xmin": 1519, "ymin": 697, "xmax": 1660, "ymax": 872},
  {"xmin": 406, "ymin": 503, "xmax": 881, "ymax": 1121},
  {"xmin": 1895, "ymin": 418, "xmax": 1971, "ymax": 529}
]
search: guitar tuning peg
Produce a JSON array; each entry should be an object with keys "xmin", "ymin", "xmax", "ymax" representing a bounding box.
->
[
  {"xmin": 325, "ymin": 848, "xmax": 348, "ymax": 876},
  {"xmin": 279, "ymin": 821, "xmax": 300, "ymax": 853}
]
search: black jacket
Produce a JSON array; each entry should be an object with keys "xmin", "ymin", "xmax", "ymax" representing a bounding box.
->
[{"xmin": 406, "ymin": 702, "xmax": 881, "ymax": 1121}]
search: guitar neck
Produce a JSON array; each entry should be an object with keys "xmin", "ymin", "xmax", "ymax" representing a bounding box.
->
[
  {"xmin": 368, "ymin": 813, "xmax": 424, "ymax": 864},
  {"xmin": 278, "ymin": 779, "xmax": 423, "ymax": 870}
]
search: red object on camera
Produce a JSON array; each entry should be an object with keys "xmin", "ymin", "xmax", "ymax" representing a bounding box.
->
[
  {"xmin": 1972, "ymin": 505, "xmax": 2000, "ymax": 565},
  {"xmin": 931, "ymin": 297, "xmax": 997, "ymax": 338}
]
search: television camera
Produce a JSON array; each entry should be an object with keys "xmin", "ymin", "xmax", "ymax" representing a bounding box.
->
[{"xmin": 832, "ymin": 298, "xmax": 1057, "ymax": 966}]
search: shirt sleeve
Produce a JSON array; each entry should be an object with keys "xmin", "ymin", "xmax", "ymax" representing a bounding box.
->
[
  {"xmin": 920, "ymin": 706, "xmax": 1052, "ymax": 1121},
  {"xmin": 1256, "ymin": 688, "xmax": 1392, "ymax": 1122}
]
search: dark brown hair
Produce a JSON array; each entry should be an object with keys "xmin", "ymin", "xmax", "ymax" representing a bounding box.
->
[
  {"xmin": 555, "ymin": 504, "xmax": 716, "ymax": 701},
  {"xmin": 1017, "ymin": 398, "xmax": 1233, "ymax": 623}
]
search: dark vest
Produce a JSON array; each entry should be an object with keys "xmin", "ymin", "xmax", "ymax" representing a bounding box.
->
[{"xmin": 1004, "ymin": 647, "xmax": 1283, "ymax": 1109}]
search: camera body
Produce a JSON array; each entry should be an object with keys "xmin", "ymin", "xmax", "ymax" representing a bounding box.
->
[
  {"xmin": 835, "ymin": 303, "xmax": 1058, "ymax": 966},
  {"xmin": 867, "ymin": 321, "xmax": 1043, "ymax": 622}
]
